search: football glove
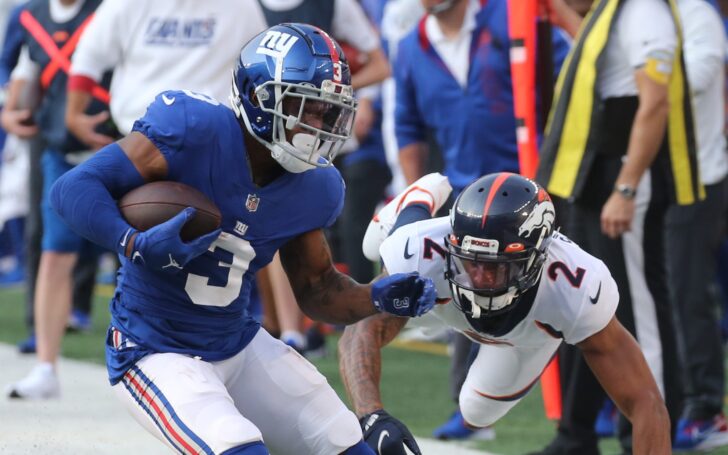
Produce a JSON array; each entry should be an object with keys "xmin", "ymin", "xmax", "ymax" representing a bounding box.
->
[
  {"xmin": 360, "ymin": 410, "xmax": 421, "ymax": 455},
  {"xmin": 121, "ymin": 207, "xmax": 220, "ymax": 273},
  {"xmin": 371, "ymin": 272, "xmax": 436, "ymax": 317}
]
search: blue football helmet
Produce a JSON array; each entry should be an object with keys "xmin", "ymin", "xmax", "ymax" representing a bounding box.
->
[
  {"xmin": 230, "ymin": 23, "xmax": 357, "ymax": 173},
  {"xmin": 445, "ymin": 173, "xmax": 555, "ymax": 319}
]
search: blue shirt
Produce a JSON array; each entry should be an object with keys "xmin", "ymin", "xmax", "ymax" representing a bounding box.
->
[
  {"xmin": 394, "ymin": 0, "xmax": 570, "ymax": 193},
  {"xmin": 106, "ymin": 90, "xmax": 344, "ymax": 383}
]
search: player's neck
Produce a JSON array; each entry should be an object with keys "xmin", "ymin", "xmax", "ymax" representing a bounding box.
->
[
  {"xmin": 435, "ymin": 0, "xmax": 469, "ymax": 39},
  {"xmin": 243, "ymin": 132, "xmax": 286, "ymax": 187}
]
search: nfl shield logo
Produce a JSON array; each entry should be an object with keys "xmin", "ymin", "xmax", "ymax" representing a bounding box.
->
[{"xmin": 245, "ymin": 194, "xmax": 260, "ymax": 212}]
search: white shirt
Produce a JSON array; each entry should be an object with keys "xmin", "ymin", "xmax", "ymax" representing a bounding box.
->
[
  {"xmin": 678, "ymin": 0, "xmax": 728, "ymax": 185},
  {"xmin": 70, "ymin": 0, "xmax": 268, "ymax": 134},
  {"xmin": 380, "ymin": 217, "xmax": 619, "ymax": 346},
  {"xmin": 258, "ymin": 0, "xmax": 380, "ymax": 54},
  {"xmin": 598, "ymin": 0, "xmax": 677, "ymax": 98},
  {"xmin": 424, "ymin": 0, "xmax": 480, "ymax": 88},
  {"xmin": 381, "ymin": 0, "xmax": 424, "ymax": 59}
]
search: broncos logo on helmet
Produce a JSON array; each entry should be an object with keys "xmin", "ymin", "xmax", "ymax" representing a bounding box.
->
[{"xmin": 518, "ymin": 188, "xmax": 555, "ymax": 240}]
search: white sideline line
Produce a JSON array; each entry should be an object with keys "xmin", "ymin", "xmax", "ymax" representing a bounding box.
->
[
  {"xmin": 0, "ymin": 343, "xmax": 159, "ymax": 454},
  {"xmin": 418, "ymin": 438, "xmax": 501, "ymax": 455},
  {"xmin": 0, "ymin": 344, "xmax": 499, "ymax": 455}
]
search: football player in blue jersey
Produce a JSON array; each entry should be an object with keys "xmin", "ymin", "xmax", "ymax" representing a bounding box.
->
[{"xmin": 46, "ymin": 23, "xmax": 435, "ymax": 455}]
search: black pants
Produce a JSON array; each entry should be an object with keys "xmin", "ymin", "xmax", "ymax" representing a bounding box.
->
[
  {"xmin": 340, "ymin": 159, "xmax": 391, "ymax": 283},
  {"xmin": 666, "ymin": 178, "xmax": 728, "ymax": 420},
  {"xmin": 555, "ymin": 155, "xmax": 681, "ymax": 455}
]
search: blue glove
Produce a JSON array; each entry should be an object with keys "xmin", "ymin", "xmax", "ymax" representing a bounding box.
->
[
  {"xmin": 361, "ymin": 410, "xmax": 421, "ymax": 455},
  {"xmin": 120, "ymin": 207, "xmax": 221, "ymax": 273},
  {"xmin": 371, "ymin": 272, "xmax": 436, "ymax": 317}
]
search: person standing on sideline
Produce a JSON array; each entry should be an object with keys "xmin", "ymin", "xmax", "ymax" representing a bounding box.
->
[
  {"xmin": 669, "ymin": 0, "xmax": 728, "ymax": 450},
  {"xmin": 534, "ymin": 0, "xmax": 703, "ymax": 453}
]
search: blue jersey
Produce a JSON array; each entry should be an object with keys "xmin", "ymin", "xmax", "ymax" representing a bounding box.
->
[
  {"xmin": 106, "ymin": 90, "xmax": 344, "ymax": 384},
  {"xmin": 394, "ymin": 0, "xmax": 570, "ymax": 193}
]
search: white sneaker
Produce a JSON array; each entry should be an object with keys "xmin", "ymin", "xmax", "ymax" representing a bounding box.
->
[
  {"xmin": 362, "ymin": 172, "xmax": 452, "ymax": 261},
  {"xmin": 472, "ymin": 426, "xmax": 496, "ymax": 441},
  {"xmin": 6, "ymin": 363, "xmax": 60, "ymax": 399}
]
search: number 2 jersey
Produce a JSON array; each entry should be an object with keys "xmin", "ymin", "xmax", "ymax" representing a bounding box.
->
[
  {"xmin": 379, "ymin": 217, "xmax": 620, "ymax": 347},
  {"xmin": 106, "ymin": 91, "xmax": 344, "ymax": 384}
]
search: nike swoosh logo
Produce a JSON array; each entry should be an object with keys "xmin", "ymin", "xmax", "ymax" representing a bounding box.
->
[
  {"xmin": 378, "ymin": 430, "xmax": 390, "ymax": 453},
  {"xmin": 120, "ymin": 228, "xmax": 131, "ymax": 247},
  {"xmin": 404, "ymin": 238, "xmax": 414, "ymax": 259},
  {"xmin": 162, "ymin": 94, "xmax": 175, "ymax": 105},
  {"xmin": 589, "ymin": 282, "xmax": 601, "ymax": 304}
]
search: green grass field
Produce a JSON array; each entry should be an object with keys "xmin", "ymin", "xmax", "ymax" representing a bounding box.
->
[{"xmin": 0, "ymin": 285, "xmax": 722, "ymax": 454}]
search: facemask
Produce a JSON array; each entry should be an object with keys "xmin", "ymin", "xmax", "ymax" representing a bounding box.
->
[{"xmin": 452, "ymin": 272, "xmax": 517, "ymax": 318}]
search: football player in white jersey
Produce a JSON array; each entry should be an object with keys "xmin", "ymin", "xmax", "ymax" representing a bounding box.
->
[{"xmin": 339, "ymin": 172, "xmax": 670, "ymax": 455}]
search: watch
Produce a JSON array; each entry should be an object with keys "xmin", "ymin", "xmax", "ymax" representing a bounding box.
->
[{"xmin": 614, "ymin": 183, "xmax": 637, "ymax": 199}]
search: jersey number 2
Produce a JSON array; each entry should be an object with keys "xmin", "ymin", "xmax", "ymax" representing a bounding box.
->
[
  {"xmin": 547, "ymin": 261, "xmax": 585, "ymax": 288},
  {"xmin": 185, "ymin": 233, "xmax": 256, "ymax": 307}
]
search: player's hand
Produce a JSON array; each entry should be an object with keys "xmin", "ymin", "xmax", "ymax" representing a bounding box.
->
[
  {"xmin": 122, "ymin": 207, "xmax": 221, "ymax": 273},
  {"xmin": 600, "ymin": 192, "xmax": 635, "ymax": 239},
  {"xmin": 371, "ymin": 272, "xmax": 436, "ymax": 317},
  {"xmin": 67, "ymin": 110, "xmax": 115, "ymax": 150},
  {"xmin": 360, "ymin": 410, "xmax": 421, "ymax": 455},
  {"xmin": 1, "ymin": 108, "xmax": 38, "ymax": 138}
]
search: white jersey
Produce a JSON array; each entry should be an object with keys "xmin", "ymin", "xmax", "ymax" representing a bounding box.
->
[
  {"xmin": 598, "ymin": 0, "xmax": 676, "ymax": 98},
  {"xmin": 70, "ymin": 0, "xmax": 268, "ymax": 134},
  {"xmin": 380, "ymin": 217, "xmax": 619, "ymax": 346}
]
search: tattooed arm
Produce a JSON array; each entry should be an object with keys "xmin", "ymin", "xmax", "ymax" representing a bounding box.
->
[
  {"xmin": 281, "ymin": 229, "xmax": 436, "ymax": 324},
  {"xmin": 280, "ymin": 229, "xmax": 379, "ymax": 324},
  {"xmin": 338, "ymin": 307, "xmax": 409, "ymax": 416}
]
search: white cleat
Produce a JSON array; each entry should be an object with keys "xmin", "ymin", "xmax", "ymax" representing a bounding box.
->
[
  {"xmin": 362, "ymin": 172, "xmax": 452, "ymax": 261},
  {"xmin": 6, "ymin": 363, "xmax": 60, "ymax": 400}
]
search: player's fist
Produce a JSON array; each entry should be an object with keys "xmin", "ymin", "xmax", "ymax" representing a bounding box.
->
[
  {"xmin": 371, "ymin": 272, "xmax": 436, "ymax": 317},
  {"xmin": 120, "ymin": 207, "xmax": 221, "ymax": 273},
  {"xmin": 360, "ymin": 410, "xmax": 421, "ymax": 455}
]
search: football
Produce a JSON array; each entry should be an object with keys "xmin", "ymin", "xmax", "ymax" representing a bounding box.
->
[{"xmin": 118, "ymin": 181, "xmax": 222, "ymax": 242}]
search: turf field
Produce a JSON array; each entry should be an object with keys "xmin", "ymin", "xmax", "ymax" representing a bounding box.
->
[{"xmin": 0, "ymin": 285, "xmax": 721, "ymax": 454}]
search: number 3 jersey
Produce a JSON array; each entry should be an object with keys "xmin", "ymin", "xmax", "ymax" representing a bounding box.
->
[
  {"xmin": 106, "ymin": 91, "xmax": 344, "ymax": 384},
  {"xmin": 379, "ymin": 217, "xmax": 620, "ymax": 347}
]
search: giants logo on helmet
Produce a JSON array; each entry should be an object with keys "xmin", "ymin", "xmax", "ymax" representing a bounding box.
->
[{"xmin": 257, "ymin": 31, "xmax": 299, "ymax": 58}]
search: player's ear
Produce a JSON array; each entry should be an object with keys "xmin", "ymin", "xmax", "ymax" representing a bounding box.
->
[{"xmin": 249, "ymin": 89, "xmax": 260, "ymax": 107}]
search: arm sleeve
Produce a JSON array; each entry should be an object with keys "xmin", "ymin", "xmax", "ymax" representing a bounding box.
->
[
  {"xmin": 332, "ymin": 0, "xmax": 380, "ymax": 53},
  {"xmin": 394, "ymin": 39, "xmax": 426, "ymax": 150},
  {"xmin": 324, "ymin": 170, "xmax": 346, "ymax": 228},
  {"xmin": 49, "ymin": 142, "xmax": 145, "ymax": 254},
  {"xmin": 564, "ymin": 262, "xmax": 620, "ymax": 345},
  {"xmin": 621, "ymin": 0, "xmax": 676, "ymax": 70},
  {"xmin": 69, "ymin": 0, "xmax": 124, "ymax": 80},
  {"xmin": 131, "ymin": 90, "xmax": 188, "ymax": 179},
  {"xmin": 681, "ymin": 2, "xmax": 726, "ymax": 94},
  {"xmin": 0, "ymin": 4, "xmax": 27, "ymax": 86}
]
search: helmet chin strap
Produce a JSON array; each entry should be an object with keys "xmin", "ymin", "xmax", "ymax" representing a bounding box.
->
[{"xmin": 270, "ymin": 133, "xmax": 319, "ymax": 173}]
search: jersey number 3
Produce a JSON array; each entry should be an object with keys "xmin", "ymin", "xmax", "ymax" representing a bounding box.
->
[{"xmin": 185, "ymin": 233, "xmax": 256, "ymax": 307}]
